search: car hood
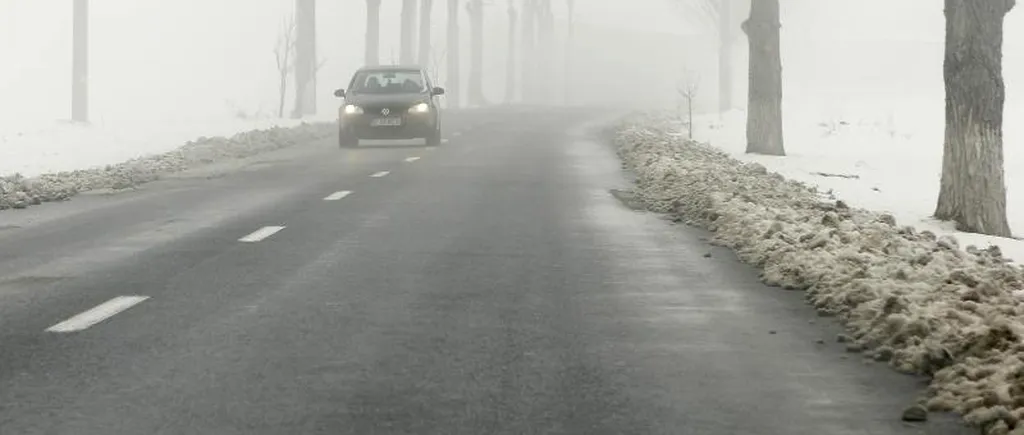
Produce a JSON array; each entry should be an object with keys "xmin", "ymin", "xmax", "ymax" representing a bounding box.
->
[{"xmin": 345, "ymin": 93, "xmax": 428, "ymax": 106}]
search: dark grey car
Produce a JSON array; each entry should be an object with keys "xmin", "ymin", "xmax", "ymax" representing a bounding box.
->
[{"xmin": 333, "ymin": 65, "xmax": 445, "ymax": 148}]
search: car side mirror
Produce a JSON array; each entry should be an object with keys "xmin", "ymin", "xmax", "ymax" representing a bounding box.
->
[
  {"xmin": 334, "ymin": 89, "xmax": 346, "ymax": 97},
  {"xmin": 431, "ymin": 87, "xmax": 445, "ymax": 96}
]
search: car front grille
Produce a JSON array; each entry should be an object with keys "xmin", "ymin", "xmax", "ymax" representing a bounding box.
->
[{"xmin": 362, "ymin": 104, "xmax": 410, "ymax": 116}]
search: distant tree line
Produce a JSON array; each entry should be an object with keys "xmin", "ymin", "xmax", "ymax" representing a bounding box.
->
[{"xmin": 363, "ymin": 0, "xmax": 573, "ymax": 108}]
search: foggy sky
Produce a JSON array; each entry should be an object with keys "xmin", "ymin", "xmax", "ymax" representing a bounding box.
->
[{"xmin": 1, "ymin": 0, "xmax": 1021, "ymax": 123}]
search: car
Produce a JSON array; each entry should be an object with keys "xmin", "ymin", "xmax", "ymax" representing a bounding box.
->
[{"xmin": 333, "ymin": 65, "xmax": 445, "ymax": 148}]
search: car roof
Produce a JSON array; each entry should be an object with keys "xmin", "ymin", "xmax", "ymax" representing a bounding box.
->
[{"xmin": 356, "ymin": 64, "xmax": 425, "ymax": 73}]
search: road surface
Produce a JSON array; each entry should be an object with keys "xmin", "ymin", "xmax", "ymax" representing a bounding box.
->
[{"xmin": 0, "ymin": 108, "xmax": 971, "ymax": 434}]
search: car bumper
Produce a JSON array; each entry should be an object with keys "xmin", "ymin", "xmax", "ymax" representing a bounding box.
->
[{"xmin": 340, "ymin": 113, "xmax": 437, "ymax": 140}]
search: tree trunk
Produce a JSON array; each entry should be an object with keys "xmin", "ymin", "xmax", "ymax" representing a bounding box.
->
[
  {"xmin": 564, "ymin": 0, "xmax": 574, "ymax": 105},
  {"xmin": 418, "ymin": 0, "xmax": 434, "ymax": 67},
  {"xmin": 934, "ymin": 0, "xmax": 1015, "ymax": 237},
  {"xmin": 520, "ymin": 0, "xmax": 536, "ymax": 102},
  {"xmin": 292, "ymin": 0, "xmax": 316, "ymax": 118},
  {"xmin": 537, "ymin": 0, "xmax": 554, "ymax": 104},
  {"xmin": 505, "ymin": 1, "xmax": 517, "ymax": 103},
  {"xmin": 275, "ymin": 19, "xmax": 294, "ymax": 119},
  {"xmin": 718, "ymin": 0, "xmax": 733, "ymax": 112},
  {"xmin": 72, "ymin": 0, "xmax": 88, "ymax": 123},
  {"xmin": 467, "ymin": 0, "xmax": 487, "ymax": 106},
  {"xmin": 688, "ymin": 96, "xmax": 694, "ymax": 139},
  {"xmin": 365, "ymin": 0, "xmax": 381, "ymax": 66},
  {"xmin": 446, "ymin": 0, "xmax": 461, "ymax": 108},
  {"xmin": 400, "ymin": 0, "xmax": 418, "ymax": 64},
  {"xmin": 278, "ymin": 74, "xmax": 288, "ymax": 118},
  {"xmin": 741, "ymin": 0, "xmax": 784, "ymax": 156}
]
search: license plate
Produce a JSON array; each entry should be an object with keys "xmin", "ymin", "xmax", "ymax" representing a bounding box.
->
[{"xmin": 371, "ymin": 117, "xmax": 402, "ymax": 127}]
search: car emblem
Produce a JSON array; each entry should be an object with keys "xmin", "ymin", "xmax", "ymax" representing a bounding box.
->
[{"xmin": 381, "ymin": 108, "xmax": 390, "ymax": 116}]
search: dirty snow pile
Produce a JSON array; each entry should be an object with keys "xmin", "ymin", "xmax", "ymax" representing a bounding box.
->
[
  {"xmin": 615, "ymin": 113, "xmax": 1024, "ymax": 434},
  {"xmin": 690, "ymin": 107, "xmax": 1024, "ymax": 263},
  {"xmin": 0, "ymin": 122, "xmax": 335, "ymax": 211}
]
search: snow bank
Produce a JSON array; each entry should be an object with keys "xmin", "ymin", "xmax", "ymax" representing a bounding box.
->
[
  {"xmin": 0, "ymin": 121, "xmax": 335, "ymax": 211},
  {"xmin": 692, "ymin": 104, "xmax": 1024, "ymax": 266},
  {"xmin": 615, "ymin": 113, "xmax": 1024, "ymax": 433}
]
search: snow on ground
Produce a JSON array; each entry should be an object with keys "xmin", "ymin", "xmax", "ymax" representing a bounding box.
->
[
  {"xmin": 689, "ymin": 101, "xmax": 1024, "ymax": 267},
  {"xmin": 0, "ymin": 120, "xmax": 336, "ymax": 211},
  {"xmin": 0, "ymin": 118, "xmax": 310, "ymax": 178},
  {"xmin": 1, "ymin": 0, "xmax": 352, "ymax": 210},
  {"xmin": 670, "ymin": 0, "xmax": 1024, "ymax": 267},
  {"xmin": 615, "ymin": 113, "xmax": 1024, "ymax": 432}
]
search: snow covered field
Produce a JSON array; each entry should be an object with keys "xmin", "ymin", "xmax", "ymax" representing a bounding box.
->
[
  {"xmin": 0, "ymin": 121, "xmax": 336, "ymax": 210},
  {"xmin": 0, "ymin": 118, "xmax": 311, "ymax": 178},
  {"xmin": 678, "ymin": 0, "xmax": 1024, "ymax": 267},
  {"xmin": 1, "ymin": 0, "xmax": 346, "ymax": 199}
]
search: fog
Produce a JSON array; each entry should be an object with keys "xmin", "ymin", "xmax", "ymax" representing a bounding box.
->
[{"xmin": 1, "ymin": 0, "xmax": 1022, "ymax": 124}]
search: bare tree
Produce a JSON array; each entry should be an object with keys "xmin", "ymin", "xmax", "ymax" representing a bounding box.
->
[
  {"xmin": 274, "ymin": 16, "xmax": 297, "ymax": 118},
  {"xmin": 520, "ymin": 0, "xmax": 537, "ymax": 102},
  {"xmin": 537, "ymin": 0, "xmax": 555, "ymax": 103},
  {"xmin": 446, "ymin": 0, "xmax": 462, "ymax": 107},
  {"xmin": 717, "ymin": 0, "xmax": 733, "ymax": 112},
  {"xmin": 365, "ymin": 0, "xmax": 382, "ymax": 66},
  {"xmin": 564, "ymin": 0, "xmax": 575, "ymax": 105},
  {"xmin": 677, "ymin": 71, "xmax": 699, "ymax": 139},
  {"xmin": 934, "ymin": 0, "xmax": 1016, "ymax": 237},
  {"xmin": 466, "ymin": 0, "xmax": 488, "ymax": 106},
  {"xmin": 428, "ymin": 47, "xmax": 447, "ymax": 86},
  {"xmin": 292, "ymin": 0, "xmax": 317, "ymax": 118},
  {"xmin": 669, "ymin": 0, "xmax": 736, "ymax": 113},
  {"xmin": 401, "ymin": 0, "xmax": 418, "ymax": 64},
  {"xmin": 741, "ymin": 0, "xmax": 784, "ymax": 155},
  {"xmin": 540, "ymin": 0, "xmax": 557, "ymax": 102},
  {"xmin": 419, "ymin": 0, "xmax": 434, "ymax": 66},
  {"xmin": 505, "ymin": 0, "xmax": 518, "ymax": 103},
  {"xmin": 72, "ymin": 0, "xmax": 88, "ymax": 123}
]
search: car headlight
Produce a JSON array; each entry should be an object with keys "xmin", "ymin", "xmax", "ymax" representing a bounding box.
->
[
  {"xmin": 409, "ymin": 103, "xmax": 430, "ymax": 113},
  {"xmin": 343, "ymin": 104, "xmax": 363, "ymax": 115}
]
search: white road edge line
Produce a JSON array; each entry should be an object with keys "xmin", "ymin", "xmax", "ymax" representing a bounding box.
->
[
  {"xmin": 370, "ymin": 171, "xmax": 390, "ymax": 178},
  {"xmin": 239, "ymin": 226, "xmax": 286, "ymax": 242},
  {"xmin": 323, "ymin": 190, "xmax": 353, "ymax": 201},
  {"xmin": 404, "ymin": 157, "xmax": 421, "ymax": 162},
  {"xmin": 46, "ymin": 296, "xmax": 150, "ymax": 333},
  {"xmin": 453, "ymin": 131, "xmax": 463, "ymax": 137}
]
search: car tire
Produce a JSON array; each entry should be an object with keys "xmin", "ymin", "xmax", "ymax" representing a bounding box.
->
[{"xmin": 425, "ymin": 127, "xmax": 442, "ymax": 147}]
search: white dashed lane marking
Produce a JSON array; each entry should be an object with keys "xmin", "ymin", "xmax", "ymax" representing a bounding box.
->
[
  {"xmin": 46, "ymin": 296, "xmax": 150, "ymax": 333},
  {"xmin": 370, "ymin": 171, "xmax": 390, "ymax": 178},
  {"xmin": 238, "ymin": 226, "xmax": 286, "ymax": 242},
  {"xmin": 404, "ymin": 157, "xmax": 421, "ymax": 163},
  {"xmin": 323, "ymin": 190, "xmax": 352, "ymax": 201}
]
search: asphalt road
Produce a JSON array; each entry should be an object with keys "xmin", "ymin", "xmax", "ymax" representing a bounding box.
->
[{"xmin": 0, "ymin": 108, "xmax": 973, "ymax": 434}]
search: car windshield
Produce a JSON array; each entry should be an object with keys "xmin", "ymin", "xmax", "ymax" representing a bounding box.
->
[{"xmin": 350, "ymin": 70, "xmax": 426, "ymax": 94}]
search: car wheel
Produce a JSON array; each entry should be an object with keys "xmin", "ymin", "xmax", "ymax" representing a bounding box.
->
[{"xmin": 425, "ymin": 127, "xmax": 441, "ymax": 147}]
